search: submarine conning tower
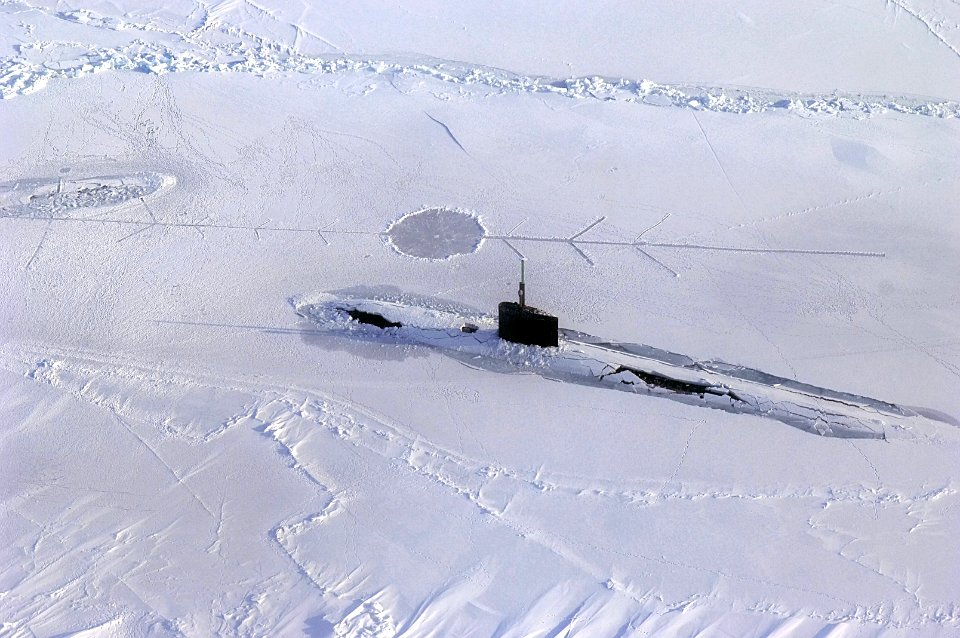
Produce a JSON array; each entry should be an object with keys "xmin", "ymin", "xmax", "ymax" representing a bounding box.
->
[{"xmin": 498, "ymin": 259, "xmax": 559, "ymax": 348}]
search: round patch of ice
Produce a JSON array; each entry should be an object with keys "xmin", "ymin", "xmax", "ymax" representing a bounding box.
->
[{"xmin": 386, "ymin": 207, "xmax": 486, "ymax": 260}]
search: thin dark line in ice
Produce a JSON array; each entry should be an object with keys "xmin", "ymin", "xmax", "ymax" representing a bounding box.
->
[
  {"xmin": 506, "ymin": 218, "xmax": 528, "ymax": 235},
  {"xmin": 501, "ymin": 239, "xmax": 526, "ymax": 259},
  {"xmin": 569, "ymin": 216, "xmax": 607, "ymax": 240},
  {"xmin": 1, "ymin": 212, "xmax": 886, "ymax": 260},
  {"xmin": 691, "ymin": 111, "xmax": 749, "ymax": 213},
  {"xmin": 634, "ymin": 213, "xmax": 671, "ymax": 241},
  {"xmin": 633, "ymin": 241, "xmax": 885, "ymax": 258},
  {"xmin": 569, "ymin": 242, "xmax": 595, "ymax": 265},
  {"xmin": 635, "ymin": 246, "xmax": 680, "ymax": 277},
  {"xmin": 424, "ymin": 112, "xmax": 470, "ymax": 155},
  {"xmin": 116, "ymin": 222, "xmax": 157, "ymax": 242},
  {"xmin": 485, "ymin": 234, "xmax": 885, "ymax": 258},
  {"xmin": 24, "ymin": 220, "xmax": 52, "ymax": 270},
  {"xmin": 0, "ymin": 213, "xmax": 373, "ymax": 235}
]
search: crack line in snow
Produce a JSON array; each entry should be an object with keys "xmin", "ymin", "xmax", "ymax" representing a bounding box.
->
[
  {"xmin": 1, "ymin": 208, "xmax": 886, "ymax": 277},
  {"xmin": 111, "ymin": 412, "xmax": 218, "ymax": 523},
  {"xmin": 23, "ymin": 219, "xmax": 51, "ymax": 270},
  {"xmin": 424, "ymin": 111, "xmax": 469, "ymax": 155},
  {"xmin": 691, "ymin": 111, "xmax": 750, "ymax": 214}
]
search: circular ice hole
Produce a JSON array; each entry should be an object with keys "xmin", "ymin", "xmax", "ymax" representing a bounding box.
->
[{"xmin": 386, "ymin": 207, "xmax": 486, "ymax": 260}]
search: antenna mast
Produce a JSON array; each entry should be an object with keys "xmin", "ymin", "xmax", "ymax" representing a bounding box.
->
[
  {"xmin": 498, "ymin": 255, "xmax": 558, "ymax": 347},
  {"xmin": 518, "ymin": 258, "xmax": 526, "ymax": 307}
]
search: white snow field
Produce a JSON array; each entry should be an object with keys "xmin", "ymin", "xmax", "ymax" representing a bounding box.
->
[{"xmin": 2, "ymin": 1, "xmax": 960, "ymax": 636}]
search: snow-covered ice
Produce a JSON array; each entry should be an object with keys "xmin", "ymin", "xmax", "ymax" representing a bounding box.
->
[{"xmin": 2, "ymin": 1, "xmax": 960, "ymax": 637}]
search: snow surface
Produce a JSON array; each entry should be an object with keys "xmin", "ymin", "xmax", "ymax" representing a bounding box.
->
[{"xmin": 2, "ymin": 1, "xmax": 960, "ymax": 637}]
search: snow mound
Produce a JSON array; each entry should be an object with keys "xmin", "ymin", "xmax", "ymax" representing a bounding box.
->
[
  {"xmin": 0, "ymin": 171, "xmax": 175, "ymax": 219},
  {"xmin": 293, "ymin": 293, "xmax": 955, "ymax": 440}
]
